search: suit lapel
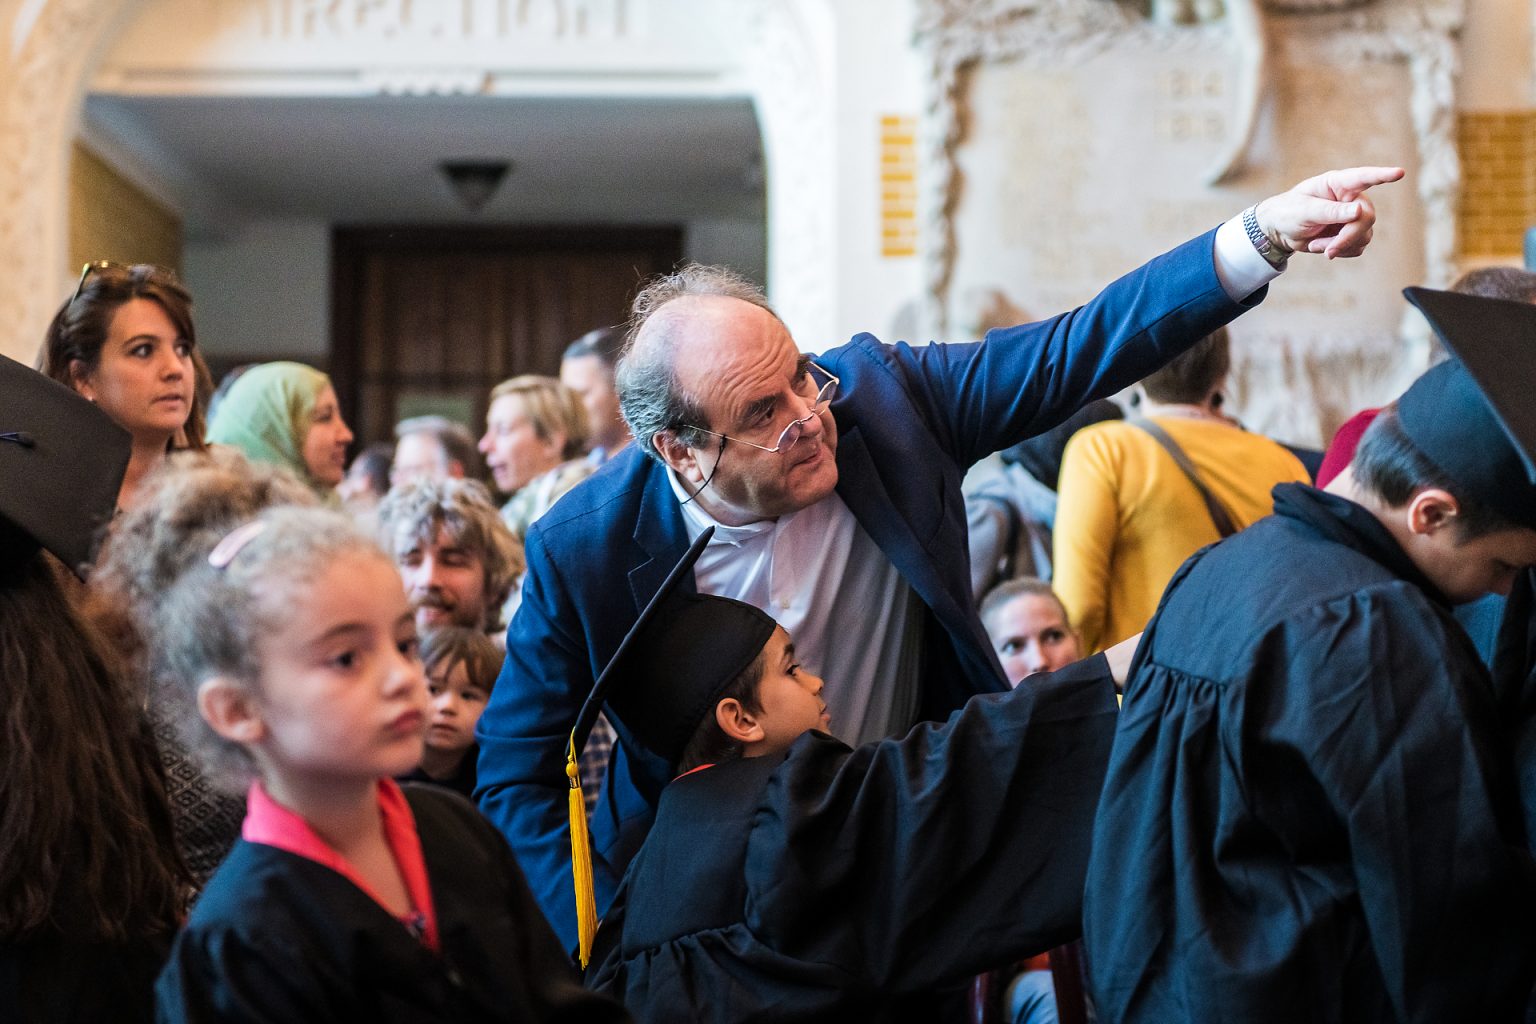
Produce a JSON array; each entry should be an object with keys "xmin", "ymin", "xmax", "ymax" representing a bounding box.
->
[{"xmin": 628, "ymin": 461, "xmax": 693, "ymax": 613}]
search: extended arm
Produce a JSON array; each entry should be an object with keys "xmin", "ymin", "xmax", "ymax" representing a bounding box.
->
[
  {"xmin": 745, "ymin": 654, "xmax": 1119, "ymax": 990},
  {"xmin": 856, "ymin": 166, "xmax": 1403, "ymax": 469}
]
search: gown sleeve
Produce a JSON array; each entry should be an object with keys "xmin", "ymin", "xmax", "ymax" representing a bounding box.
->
[{"xmin": 744, "ymin": 654, "xmax": 1119, "ymax": 991}]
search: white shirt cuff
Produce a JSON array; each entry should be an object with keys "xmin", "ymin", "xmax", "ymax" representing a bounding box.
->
[{"xmin": 1213, "ymin": 213, "xmax": 1282, "ymax": 302}]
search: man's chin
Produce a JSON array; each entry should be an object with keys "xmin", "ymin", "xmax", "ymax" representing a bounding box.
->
[{"xmin": 415, "ymin": 608, "xmax": 454, "ymax": 629}]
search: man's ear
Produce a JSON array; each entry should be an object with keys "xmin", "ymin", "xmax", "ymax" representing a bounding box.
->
[
  {"xmin": 1406, "ymin": 487, "xmax": 1461, "ymax": 537},
  {"xmin": 654, "ymin": 430, "xmax": 703, "ymax": 485},
  {"xmin": 197, "ymin": 678, "xmax": 267, "ymax": 745},
  {"xmin": 715, "ymin": 697, "xmax": 764, "ymax": 745}
]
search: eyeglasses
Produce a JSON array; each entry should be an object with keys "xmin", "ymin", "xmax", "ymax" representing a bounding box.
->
[
  {"xmin": 684, "ymin": 362, "xmax": 840, "ymax": 455},
  {"xmin": 71, "ymin": 260, "xmax": 176, "ymax": 305}
]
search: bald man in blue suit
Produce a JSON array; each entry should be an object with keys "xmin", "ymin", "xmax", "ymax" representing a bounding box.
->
[{"xmin": 476, "ymin": 166, "xmax": 1405, "ymax": 949}]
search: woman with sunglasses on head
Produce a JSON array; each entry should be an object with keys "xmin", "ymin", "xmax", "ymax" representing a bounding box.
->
[
  {"xmin": 40, "ymin": 261, "xmax": 213, "ymax": 512},
  {"xmin": 206, "ymin": 361, "xmax": 356, "ymax": 504}
]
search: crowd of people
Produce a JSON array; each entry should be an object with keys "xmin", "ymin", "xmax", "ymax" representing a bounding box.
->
[{"xmin": 11, "ymin": 162, "xmax": 1536, "ymax": 1024}]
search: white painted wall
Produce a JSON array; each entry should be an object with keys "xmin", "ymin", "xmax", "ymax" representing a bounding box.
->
[
  {"xmin": 685, "ymin": 215, "xmax": 767, "ymax": 282},
  {"xmin": 183, "ymin": 219, "xmax": 331, "ymax": 359},
  {"xmin": 829, "ymin": 0, "xmax": 926, "ymax": 347},
  {"xmin": 1461, "ymin": 0, "xmax": 1534, "ymax": 108}
]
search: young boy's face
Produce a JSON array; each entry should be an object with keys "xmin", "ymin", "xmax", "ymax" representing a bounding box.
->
[
  {"xmin": 425, "ymin": 659, "xmax": 489, "ymax": 755},
  {"xmin": 750, "ymin": 626, "xmax": 830, "ymax": 752}
]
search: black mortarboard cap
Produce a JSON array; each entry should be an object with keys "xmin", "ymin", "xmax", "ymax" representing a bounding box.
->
[
  {"xmin": 0, "ymin": 353, "xmax": 130, "ymax": 576},
  {"xmin": 1400, "ymin": 287, "xmax": 1536, "ymax": 527},
  {"xmin": 570, "ymin": 525, "xmax": 779, "ymax": 769}
]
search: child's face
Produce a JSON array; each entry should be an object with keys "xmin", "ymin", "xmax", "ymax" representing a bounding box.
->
[
  {"xmin": 425, "ymin": 659, "xmax": 489, "ymax": 756},
  {"xmin": 250, "ymin": 551, "xmax": 429, "ymax": 785},
  {"xmin": 750, "ymin": 626, "xmax": 830, "ymax": 752}
]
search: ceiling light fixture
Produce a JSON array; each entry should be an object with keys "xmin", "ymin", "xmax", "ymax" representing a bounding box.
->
[{"xmin": 439, "ymin": 159, "xmax": 512, "ymax": 213}]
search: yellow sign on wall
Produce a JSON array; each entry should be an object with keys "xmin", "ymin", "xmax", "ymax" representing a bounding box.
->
[{"xmin": 880, "ymin": 115, "xmax": 917, "ymax": 258}]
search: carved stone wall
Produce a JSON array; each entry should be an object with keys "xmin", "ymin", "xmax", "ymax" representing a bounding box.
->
[
  {"xmin": 916, "ymin": 0, "xmax": 1461, "ymax": 445},
  {"xmin": 0, "ymin": 0, "xmax": 837, "ymax": 363}
]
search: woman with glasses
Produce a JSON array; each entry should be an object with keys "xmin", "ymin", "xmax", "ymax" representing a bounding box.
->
[
  {"xmin": 206, "ymin": 361, "xmax": 356, "ymax": 503},
  {"xmin": 40, "ymin": 261, "xmax": 212, "ymax": 512}
]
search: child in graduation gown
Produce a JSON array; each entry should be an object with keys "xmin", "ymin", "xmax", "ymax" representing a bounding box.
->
[
  {"xmin": 147, "ymin": 498, "xmax": 627, "ymax": 1023},
  {"xmin": 577, "ymin": 530, "xmax": 1122, "ymax": 1023}
]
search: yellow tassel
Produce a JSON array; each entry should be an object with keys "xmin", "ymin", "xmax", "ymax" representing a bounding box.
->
[{"xmin": 567, "ymin": 733, "xmax": 597, "ymax": 970}]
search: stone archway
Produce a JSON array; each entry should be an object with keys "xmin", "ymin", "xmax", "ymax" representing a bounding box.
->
[{"xmin": 0, "ymin": 0, "xmax": 838, "ymax": 364}]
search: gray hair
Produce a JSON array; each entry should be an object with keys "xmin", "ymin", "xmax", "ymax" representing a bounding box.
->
[
  {"xmin": 375, "ymin": 477, "xmax": 524, "ymax": 629},
  {"xmin": 156, "ymin": 507, "xmax": 386, "ymax": 793},
  {"xmin": 88, "ymin": 448, "xmax": 320, "ymax": 695},
  {"xmin": 616, "ymin": 263, "xmax": 779, "ymax": 461},
  {"xmin": 394, "ymin": 415, "xmax": 478, "ymax": 476}
]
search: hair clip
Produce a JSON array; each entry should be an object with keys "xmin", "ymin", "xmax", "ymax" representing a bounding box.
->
[
  {"xmin": 0, "ymin": 431, "xmax": 35, "ymax": 448},
  {"xmin": 207, "ymin": 520, "xmax": 268, "ymax": 569}
]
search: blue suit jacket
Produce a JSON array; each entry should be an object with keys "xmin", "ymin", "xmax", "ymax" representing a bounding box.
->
[{"xmin": 477, "ymin": 227, "xmax": 1260, "ymax": 948}]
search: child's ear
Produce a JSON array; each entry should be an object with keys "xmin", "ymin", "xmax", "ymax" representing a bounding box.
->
[
  {"xmin": 715, "ymin": 697, "xmax": 764, "ymax": 745},
  {"xmin": 197, "ymin": 678, "xmax": 267, "ymax": 745}
]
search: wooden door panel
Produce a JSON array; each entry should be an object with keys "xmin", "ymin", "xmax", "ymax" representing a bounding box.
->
[{"xmin": 332, "ymin": 226, "xmax": 682, "ymax": 449}]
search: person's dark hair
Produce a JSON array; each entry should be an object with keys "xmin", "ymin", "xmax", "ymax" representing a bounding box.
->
[
  {"xmin": 0, "ymin": 551, "xmax": 187, "ymax": 943},
  {"xmin": 675, "ymin": 649, "xmax": 768, "ymax": 774},
  {"xmin": 419, "ymin": 626, "xmax": 502, "ymax": 696},
  {"xmin": 1450, "ymin": 266, "xmax": 1536, "ymax": 304},
  {"xmin": 563, "ymin": 326, "xmax": 626, "ymax": 369},
  {"xmin": 348, "ymin": 442, "xmax": 395, "ymax": 500},
  {"xmin": 1141, "ymin": 326, "xmax": 1231, "ymax": 405},
  {"xmin": 617, "ymin": 263, "xmax": 780, "ymax": 461},
  {"xmin": 1353, "ymin": 405, "xmax": 1516, "ymax": 539},
  {"xmin": 395, "ymin": 415, "xmax": 480, "ymax": 477},
  {"xmin": 40, "ymin": 263, "xmax": 213, "ymax": 451}
]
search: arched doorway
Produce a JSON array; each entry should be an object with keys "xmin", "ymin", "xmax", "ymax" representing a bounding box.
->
[{"xmin": 0, "ymin": 0, "xmax": 839, "ymax": 364}]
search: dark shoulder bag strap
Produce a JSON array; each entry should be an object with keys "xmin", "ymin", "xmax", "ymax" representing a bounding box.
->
[{"xmin": 1129, "ymin": 417, "xmax": 1240, "ymax": 539}]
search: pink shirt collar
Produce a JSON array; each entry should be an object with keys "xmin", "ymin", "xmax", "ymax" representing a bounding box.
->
[{"xmin": 243, "ymin": 778, "xmax": 440, "ymax": 952}]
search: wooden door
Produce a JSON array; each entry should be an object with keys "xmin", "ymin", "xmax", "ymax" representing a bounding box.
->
[{"xmin": 331, "ymin": 225, "xmax": 683, "ymax": 448}]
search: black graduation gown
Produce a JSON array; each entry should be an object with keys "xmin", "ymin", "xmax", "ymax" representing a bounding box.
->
[
  {"xmin": 156, "ymin": 784, "xmax": 629, "ymax": 1023},
  {"xmin": 585, "ymin": 658, "xmax": 1119, "ymax": 1023},
  {"xmin": 1, "ymin": 930, "xmax": 170, "ymax": 1023},
  {"xmin": 1085, "ymin": 484, "xmax": 1536, "ymax": 1023},
  {"xmin": 399, "ymin": 741, "xmax": 480, "ymax": 799}
]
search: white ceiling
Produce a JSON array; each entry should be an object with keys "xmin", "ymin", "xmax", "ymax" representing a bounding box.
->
[{"xmin": 83, "ymin": 94, "xmax": 765, "ymax": 237}]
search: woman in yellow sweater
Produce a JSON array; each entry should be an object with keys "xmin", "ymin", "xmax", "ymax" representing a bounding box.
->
[{"xmin": 1053, "ymin": 328, "xmax": 1309, "ymax": 653}]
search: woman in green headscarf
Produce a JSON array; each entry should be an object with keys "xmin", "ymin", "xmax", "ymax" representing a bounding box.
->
[{"xmin": 207, "ymin": 362, "xmax": 355, "ymax": 502}]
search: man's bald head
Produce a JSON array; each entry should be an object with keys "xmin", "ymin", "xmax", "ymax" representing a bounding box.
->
[{"xmin": 617, "ymin": 263, "xmax": 782, "ymax": 460}]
